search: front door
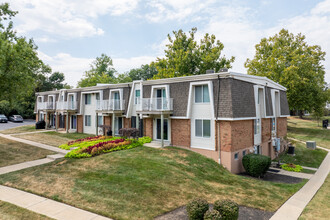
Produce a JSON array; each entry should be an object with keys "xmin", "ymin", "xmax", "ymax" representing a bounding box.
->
[
  {"xmin": 59, "ymin": 114, "xmax": 65, "ymax": 128},
  {"xmin": 156, "ymin": 118, "xmax": 168, "ymax": 140},
  {"xmin": 115, "ymin": 117, "xmax": 122, "ymax": 135},
  {"xmin": 71, "ymin": 115, "xmax": 77, "ymax": 129}
]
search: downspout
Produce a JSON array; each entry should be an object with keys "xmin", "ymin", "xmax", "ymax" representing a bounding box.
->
[{"xmin": 216, "ymin": 75, "xmax": 221, "ymax": 164}]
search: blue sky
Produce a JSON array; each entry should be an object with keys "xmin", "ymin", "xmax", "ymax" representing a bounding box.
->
[{"xmin": 9, "ymin": 0, "xmax": 330, "ymax": 87}]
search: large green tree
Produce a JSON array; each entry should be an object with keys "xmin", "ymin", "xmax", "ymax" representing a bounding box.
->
[
  {"xmin": 245, "ymin": 29, "xmax": 327, "ymax": 116},
  {"xmin": 128, "ymin": 64, "xmax": 158, "ymax": 81},
  {"xmin": 152, "ymin": 27, "xmax": 234, "ymax": 79},
  {"xmin": 77, "ymin": 54, "xmax": 117, "ymax": 87}
]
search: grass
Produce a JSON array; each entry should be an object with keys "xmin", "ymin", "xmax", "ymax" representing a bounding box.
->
[
  {"xmin": 0, "ymin": 200, "xmax": 53, "ymax": 220},
  {"xmin": 0, "ymin": 125, "xmax": 37, "ymax": 134},
  {"xmin": 0, "ymin": 137, "xmax": 55, "ymax": 168},
  {"xmin": 15, "ymin": 131, "xmax": 94, "ymax": 147},
  {"xmin": 288, "ymin": 116, "xmax": 330, "ymax": 150},
  {"xmin": 0, "ymin": 146, "xmax": 306, "ymax": 220},
  {"xmin": 277, "ymin": 142, "xmax": 327, "ymax": 168},
  {"xmin": 299, "ymin": 174, "xmax": 330, "ymax": 220}
]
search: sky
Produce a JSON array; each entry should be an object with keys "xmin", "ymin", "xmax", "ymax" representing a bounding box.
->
[{"xmin": 8, "ymin": 0, "xmax": 330, "ymax": 87}]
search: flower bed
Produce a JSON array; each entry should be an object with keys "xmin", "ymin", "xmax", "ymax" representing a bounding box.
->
[
  {"xmin": 61, "ymin": 135, "xmax": 152, "ymax": 159},
  {"xmin": 281, "ymin": 163, "xmax": 303, "ymax": 172}
]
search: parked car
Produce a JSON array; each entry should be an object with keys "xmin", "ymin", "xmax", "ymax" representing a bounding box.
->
[
  {"xmin": 0, "ymin": 114, "xmax": 8, "ymax": 123},
  {"xmin": 9, "ymin": 115, "xmax": 24, "ymax": 122}
]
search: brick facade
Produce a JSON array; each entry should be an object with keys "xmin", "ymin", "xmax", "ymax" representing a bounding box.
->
[
  {"xmin": 77, "ymin": 115, "xmax": 83, "ymax": 133},
  {"xmin": 262, "ymin": 118, "xmax": 271, "ymax": 143},
  {"xmin": 171, "ymin": 119, "xmax": 190, "ymax": 147},
  {"xmin": 144, "ymin": 118, "xmax": 153, "ymax": 139},
  {"xmin": 277, "ymin": 117, "xmax": 287, "ymax": 137}
]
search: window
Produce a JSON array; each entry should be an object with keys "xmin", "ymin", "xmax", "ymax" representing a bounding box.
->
[
  {"xmin": 96, "ymin": 93, "xmax": 100, "ymax": 100},
  {"xmin": 97, "ymin": 115, "xmax": 103, "ymax": 127},
  {"xmin": 85, "ymin": 115, "xmax": 91, "ymax": 126},
  {"xmin": 271, "ymin": 117, "xmax": 276, "ymax": 132},
  {"xmin": 254, "ymin": 119, "xmax": 260, "ymax": 135},
  {"xmin": 85, "ymin": 94, "xmax": 91, "ymax": 105},
  {"xmin": 195, "ymin": 119, "xmax": 211, "ymax": 138},
  {"xmin": 131, "ymin": 116, "xmax": 137, "ymax": 128},
  {"xmin": 242, "ymin": 150, "xmax": 246, "ymax": 156},
  {"xmin": 195, "ymin": 85, "xmax": 210, "ymax": 103},
  {"xmin": 234, "ymin": 152, "xmax": 239, "ymax": 160},
  {"xmin": 135, "ymin": 89, "xmax": 141, "ymax": 104},
  {"xmin": 254, "ymin": 145, "xmax": 261, "ymax": 154}
]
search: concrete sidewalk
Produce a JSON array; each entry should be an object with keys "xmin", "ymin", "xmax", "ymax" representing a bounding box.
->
[
  {"xmin": 270, "ymin": 148, "xmax": 330, "ymax": 220},
  {"xmin": 268, "ymin": 168, "xmax": 314, "ymax": 179},
  {"xmin": 0, "ymin": 185, "xmax": 111, "ymax": 220},
  {"xmin": 0, "ymin": 133, "xmax": 68, "ymax": 155}
]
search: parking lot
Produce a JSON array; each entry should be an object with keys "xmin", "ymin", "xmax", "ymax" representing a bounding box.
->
[{"xmin": 0, "ymin": 119, "xmax": 35, "ymax": 131}]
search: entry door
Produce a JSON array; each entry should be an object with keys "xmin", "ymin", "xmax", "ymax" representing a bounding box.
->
[
  {"xmin": 115, "ymin": 117, "xmax": 122, "ymax": 135},
  {"xmin": 59, "ymin": 115, "xmax": 65, "ymax": 128},
  {"xmin": 156, "ymin": 118, "xmax": 168, "ymax": 140},
  {"xmin": 156, "ymin": 89, "xmax": 166, "ymax": 110},
  {"xmin": 71, "ymin": 115, "xmax": 77, "ymax": 129},
  {"xmin": 113, "ymin": 92, "xmax": 120, "ymax": 110}
]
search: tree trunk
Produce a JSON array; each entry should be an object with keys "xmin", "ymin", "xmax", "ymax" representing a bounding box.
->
[{"xmin": 299, "ymin": 110, "xmax": 303, "ymax": 119}]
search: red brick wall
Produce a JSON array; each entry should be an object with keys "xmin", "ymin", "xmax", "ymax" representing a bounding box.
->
[
  {"xmin": 171, "ymin": 119, "xmax": 190, "ymax": 147},
  {"xmin": 277, "ymin": 117, "xmax": 287, "ymax": 137},
  {"xmin": 144, "ymin": 118, "xmax": 153, "ymax": 139},
  {"xmin": 230, "ymin": 120, "xmax": 254, "ymax": 152},
  {"xmin": 124, "ymin": 118, "xmax": 130, "ymax": 128},
  {"xmin": 36, "ymin": 113, "xmax": 38, "ymax": 122},
  {"xmin": 77, "ymin": 115, "xmax": 83, "ymax": 133},
  {"xmin": 262, "ymin": 118, "xmax": 271, "ymax": 143}
]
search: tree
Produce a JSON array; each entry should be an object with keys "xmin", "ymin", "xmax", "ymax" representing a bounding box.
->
[
  {"xmin": 128, "ymin": 64, "xmax": 158, "ymax": 81},
  {"xmin": 152, "ymin": 27, "xmax": 234, "ymax": 79},
  {"xmin": 77, "ymin": 54, "xmax": 117, "ymax": 87},
  {"xmin": 245, "ymin": 29, "xmax": 327, "ymax": 117}
]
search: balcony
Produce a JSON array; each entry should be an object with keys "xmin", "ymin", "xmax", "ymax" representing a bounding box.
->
[
  {"xmin": 136, "ymin": 98, "xmax": 173, "ymax": 113},
  {"xmin": 96, "ymin": 99, "xmax": 125, "ymax": 112},
  {"xmin": 37, "ymin": 102, "xmax": 55, "ymax": 110},
  {"xmin": 56, "ymin": 101, "xmax": 78, "ymax": 111}
]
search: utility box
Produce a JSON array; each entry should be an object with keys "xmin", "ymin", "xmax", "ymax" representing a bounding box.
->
[{"xmin": 306, "ymin": 141, "xmax": 316, "ymax": 150}]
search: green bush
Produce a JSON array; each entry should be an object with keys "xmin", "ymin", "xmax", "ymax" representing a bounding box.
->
[
  {"xmin": 281, "ymin": 163, "xmax": 303, "ymax": 172},
  {"xmin": 186, "ymin": 198, "xmax": 209, "ymax": 220},
  {"xmin": 138, "ymin": 136, "xmax": 152, "ymax": 144},
  {"xmin": 242, "ymin": 154, "xmax": 271, "ymax": 177},
  {"xmin": 213, "ymin": 200, "xmax": 239, "ymax": 220},
  {"xmin": 203, "ymin": 210, "xmax": 222, "ymax": 220}
]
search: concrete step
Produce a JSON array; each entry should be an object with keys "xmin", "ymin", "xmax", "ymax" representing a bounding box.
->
[{"xmin": 47, "ymin": 154, "xmax": 65, "ymax": 161}]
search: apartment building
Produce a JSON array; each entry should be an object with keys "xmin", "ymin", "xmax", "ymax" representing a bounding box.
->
[{"xmin": 35, "ymin": 71, "xmax": 290, "ymax": 173}]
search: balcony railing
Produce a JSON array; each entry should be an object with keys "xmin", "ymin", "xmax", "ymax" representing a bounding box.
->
[
  {"xmin": 96, "ymin": 99, "xmax": 125, "ymax": 111},
  {"xmin": 136, "ymin": 98, "xmax": 173, "ymax": 112},
  {"xmin": 56, "ymin": 101, "xmax": 78, "ymax": 110},
  {"xmin": 37, "ymin": 102, "xmax": 55, "ymax": 110}
]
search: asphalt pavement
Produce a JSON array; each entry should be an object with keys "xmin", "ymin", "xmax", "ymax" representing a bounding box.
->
[{"xmin": 0, "ymin": 119, "xmax": 35, "ymax": 131}]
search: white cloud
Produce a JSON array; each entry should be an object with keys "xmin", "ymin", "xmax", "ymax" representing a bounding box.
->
[
  {"xmin": 10, "ymin": 0, "xmax": 138, "ymax": 38},
  {"xmin": 38, "ymin": 51, "xmax": 156, "ymax": 87}
]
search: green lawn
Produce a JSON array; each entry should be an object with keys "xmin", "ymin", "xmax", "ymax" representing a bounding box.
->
[
  {"xmin": 0, "ymin": 137, "xmax": 55, "ymax": 168},
  {"xmin": 277, "ymin": 142, "xmax": 327, "ymax": 168},
  {"xmin": 0, "ymin": 146, "xmax": 306, "ymax": 220},
  {"xmin": 0, "ymin": 200, "xmax": 52, "ymax": 220},
  {"xmin": 15, "ymin": 131, "xmax": 94, "ymax": 147},
  {"xmin": 299, "ymin": 174, "xmax": 330, "ymax": 220},
  {"xmin": 288, "ymin": 117, "xmax": 330, "ymax": 150},
  {"xmin": 0, "ymin": 125, "xmax": 37, "ymax": 134}
]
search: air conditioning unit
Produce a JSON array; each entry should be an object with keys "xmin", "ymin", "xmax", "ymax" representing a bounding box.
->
[{"xmin": 306, "ymin": 141, "xmax": 316, "ymax": 150}]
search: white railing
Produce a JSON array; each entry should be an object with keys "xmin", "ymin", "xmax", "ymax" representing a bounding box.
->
[
  {"xmin": 37, "ymin": 102, "xmax": 55, "ymax": 110},
  {"xmin": 136, "ymin": 98, "xmax": 173, "ymax": 112},
  {"xmin": 56, "ymin": 101, "xmax": 78, "ymax": 110},
  {"xmin": 96, "ymin": 99, "xmax": 125, "ymax": 111}
]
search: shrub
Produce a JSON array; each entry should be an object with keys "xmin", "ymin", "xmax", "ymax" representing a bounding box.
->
[
  {"xmin": 186, "ymin": 198, "xmax": 209, "ymax": 220},
  {"xmin": 138, "ymin": 136, "xmax": 152, "ymax": 144},
  {"xmin": 281, "ymin": 163, "xmax": 303, "ymax": 172},
  {"xmin": 119, "ymin": 128, "xmax": 139, "ymax": 138},
  {"xmin": 203, "ymin": 210, "xmax": 222, "ymax": 220},
  {"xmin": 242, "ymin": 154, "xmax": 271, "ymax": 177},
  {"xmin": 213, "ymin": 200, "xmax": 239, "ymax": 220}
]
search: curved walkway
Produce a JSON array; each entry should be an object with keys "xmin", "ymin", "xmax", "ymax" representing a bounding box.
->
[{"xmin": 270, "ymin": 146, "xmax": 330, "ymax": 220}]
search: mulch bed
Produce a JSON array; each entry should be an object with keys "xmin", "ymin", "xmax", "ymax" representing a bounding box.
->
[
  {"xmin": 155, "ymin": 205, "xmax": 274, "ymax": 220},
  {"xmin": 239, "ymin": 172, "xmax": 303, "ymax": 184}
]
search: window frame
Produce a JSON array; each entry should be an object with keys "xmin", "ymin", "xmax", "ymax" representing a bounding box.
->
[
  {"xmin": 85, "ymin": 94, "xmax": 91, "ymax": 105},
  {"xmin": 135, "ymin": 89, "xmax": 141, "ymax": 104},
  {"xmin": 195, "ymin": 119, "xmax": 211, "ymax": 138},
  {"xmin": 194, "ymin": 84, "xmax": 210, "ymax": 103},
  {"xmin": 254, "ymin": 118, "xmax": 260, "ymax": 135},
  {"xmin": 234, "ymin": 152, "xmax": 239, "ymax": 160},
  {"xmin": 85, "ymin": 115, "xmax": 91, "ymax": 126}
]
